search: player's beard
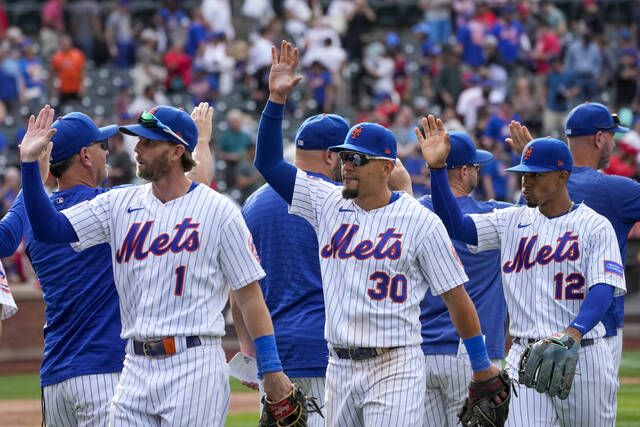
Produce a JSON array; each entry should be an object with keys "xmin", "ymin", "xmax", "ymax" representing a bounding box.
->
[
  {"xmin": 137, "ymin": 153, "xmax": 171, "ymax": 181},
  {"xmin": 342, "ymin": 187, "xmax": 358, "ymax": 199}
]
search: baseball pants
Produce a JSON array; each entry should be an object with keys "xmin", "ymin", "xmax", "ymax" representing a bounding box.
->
[
  {"xmin": 43, "ymin": 372, "xmax": 120, "ymax": 427},
  {"xmin": 325, "ymin": 345, "xmax": 425, "ymax": 427},
  {"xmin": 423, "ymin": 354, "xmax": 502, "ymax": 426},
  {"xmin": 505, "ymin": 339, "xmax": 617, "ymax": 427},
  {"xmin": 259, "ymin": 377, "xmax": 325, "ymax": 427},
  {"xmin": 109, "ymin": 338, "xmax": 228, "ymax": 427},
  {"xmin": 604, "ymin": 329, "xmax": 623, "ymax": 378}
]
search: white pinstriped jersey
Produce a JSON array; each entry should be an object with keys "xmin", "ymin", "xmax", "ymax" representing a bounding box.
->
[
  {"xmin": 0, "ymin": 261, "xmax": 17, "ymax": 320},
  {"xmin": 61, "ymin": 183, "xmax": 265, "ymax": 340},
  {"xmin": 290, "ymin": 170, "xmax": 468, "ymax": 348},
  {"xmin": 469, "ymin": 203, "xmax": 626, "ymax": 339}
]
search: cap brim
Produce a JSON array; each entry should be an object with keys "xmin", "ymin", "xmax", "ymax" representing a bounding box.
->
[
  {"xmin": 328, "ymin": 143, "xmax": 395, "ymax": 159},
  {"xmin": 119, "ymin": 124, "xmax": 173, "ymax": 143},
  {"xmin": 506, "ymin": 164, "xmax": 559, "ymax": 173},
  {"xmin": 613, "ymin": 125, "xmax": 630, "ymax": 134},
  {"xmin": 473, "ymin": 149, "xmax": 493, "ymax": 164},
  {"xmin": 97, "ymin": 124, "xmax": 119, "ymax": 140}
]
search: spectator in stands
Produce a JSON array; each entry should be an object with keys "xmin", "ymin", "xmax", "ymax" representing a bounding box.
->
[
  {"xmin": 435, "ymin": 46, "xmax": 463, "ymax": 108},
  {"xmin": 491, "ymin": 5, "xmax": 525, "ymax": 70},
  {"xmin": 419, "ymin": 0, "xmax": 452, "ymax": 46},
  {"xmin": 247, "ymin": 24, "xmax": 279, "ymax": 108},
  {"xmin": 218, "ymin": 109, "xmax": 253, "ymax": 189},
  {"xmin": 195, "ymin": 31, "xmax": 235, "ymax": 95},
  {"xmin": 40, "ymin": 0, "xmax": 66, "ymax": 58},
  {"xmin": 302, "ymin": 37, "xmax": 346, "ymax": 107},
  {"xmin": 186, "ymin": 6, "xmax": 209, "ymax": 57},
  {"xmin": 131, "ymin": 29, "xmax": 167, "ymax": 97},
  {"xmin": 159, "ymin": 0, "xmax": 191, "ymax": 48},
  {"xmin": 234, "ymin": 143, "xmax": 263, "ymax": 203},
  {"xmin": 18, "ymin": 39, "xmax": 46, "ymax": 105},
  {"xmin": 511, "ymin": 76, "xmax": 541, "ymax": 134},
  {"xmin": 0, "ymin": 1, "xmax": 9, "ymax": 39},
  {"xmin": 456, "ymin": 6, "xmax": 488, "ymax": 68},
  {"xmin": 480, "ymin": 141, "xmax": 512, "ymax": 202},
  {"xmin": 189, "ymin": 66, "xmax": 219, "ymax": 105},
  {"xmin": 363, "ymin": 42, "xmax": 396, "ymax": 102},
  {"xmin": 69, "ymin": 0, "xmax": 102, "ymax": 61},
  {"xmin": 392, "ymin": 104, "xmax": 419, "ymax": 159},
  {"xmin": 603, "ymin": 141, "xmax": 640, "ymax": 179},
  {"xmin": 539, "ymin": 0, "xmax": 566, "ymax": 36},
  {"xmin": 163, "ymin": 41, "xmax": 192, "ymax": 93},
  {"xmin": 306, "ymin": 60, "xmax": 332, "ymax": 114},
  {"xmin": 457, "ymin": 73, "xmax": 489, "ymax": 131},
  {"xmin": 326, "ymin": 0, "xmax": 355, "ymax": 36},
  {"xmin": 403, "ymin": 144, "xmax": 429, "ymax": 198},
  {"xmin": 107, "ymin": 133, "xmax": 135, "ymax": 187},
  {"xmin": 565, "ymin": 21, "xmax": 603, "ymax": 103},
  {"xmin": 105, "ymin": 0, "xmax": 135, "ymax": 68},
  {"xmin": 128, "ymin": 85, "xmax": 169, "ymax": 117},
  {"xmin": 614, "ymin": 47, "xmax": 639, "ymax": 110},
  {"xmin": 202, "ymin": 0, "xmax": 235, "ymax": 40},
  {"xmin": 542, "ymin": 55, "xmax": 577, "ymax": 138},
  {"xmin": 50, "ymin": 34, "xmax": 86, "ymax": 108},
  {"xmin": 532, "ymin": 20, "xmax": 561, "ymax": 75},
  {"xmin": 0, "ymin": 166, "xmax": 19, "ymax": 216},
  {"xmin": 343, "ymin": 0, "xmax": 376, "ymax": 62},
  {"xmin": 0, "ymin": 45, "xmax": 20, "ymax": 112}
]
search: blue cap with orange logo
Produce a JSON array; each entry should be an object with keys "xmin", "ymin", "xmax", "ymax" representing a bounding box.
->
[
  {"xmin": 506, "ymin": 137, "xmax": 573, "ymax": 173},
  {"xmin": 328, "ymin": 123, "xmax": 397, "ymax": 160}
]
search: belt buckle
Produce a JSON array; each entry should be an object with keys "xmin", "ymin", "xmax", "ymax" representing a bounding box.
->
[{"xmin": 142, "ymin": 341, "xmax": 152, "ymax": 357}]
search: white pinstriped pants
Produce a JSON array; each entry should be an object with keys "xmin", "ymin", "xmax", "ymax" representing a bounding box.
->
[
  {"xmin": 325, "ymin": 345, "xmax": 425, "ymax": 427},
  {"xmin": 43, "ymin": 372, "xmax": 120, "ymax": 427},
  {"xmin": 604, "ymin": 329, "xmax": 623, "ymax": 378},
  {"xmin": 259, "ymin": 377, "xmax": 326, "ymax": 427},
  {"xmin": 423, "ymin": 354, "xmax": 503, "ymax": 427},
  {"xmin": 505, "ymin": 340, "xmax": 617, "ymax": 427},
  {"xmin": 108, "ymin": 343, "xmax": 229, "ymax": 427}
]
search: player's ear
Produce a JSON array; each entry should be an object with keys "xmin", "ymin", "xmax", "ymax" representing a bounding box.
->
[{"xmin": 172, "ymin": 144, "xmax": 186, "ymax": 161}]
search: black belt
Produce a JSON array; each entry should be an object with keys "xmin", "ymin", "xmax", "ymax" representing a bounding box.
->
[
  {"xmin": 513, "ymin": 337, "xmax": 595, "ymax": 347},
  {"xmin": 133, "ymin": 336, "xmax": 202, "ymax": 357},
  {"xmin": 332, "ymin": 346, "xmax": 396, "ymax": 361}
]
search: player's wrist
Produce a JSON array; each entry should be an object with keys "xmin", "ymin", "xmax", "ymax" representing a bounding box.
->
[
  {"xmin": 254, "ymin": 334, "xmax": 283, "ymax": 377},
  {"xmin": 463, "ymin": 335, "xmax": 491, "ymax": 373},
  {"xmin": 563, "ymin": 327, "xmax": 583, "ymax": 343},
  {"xmin": 268, "ymin": 93, "xmax": 287, "ymax": 104}
]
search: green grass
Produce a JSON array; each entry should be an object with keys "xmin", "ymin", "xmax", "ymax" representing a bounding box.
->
[
  {"xmin": 226, "ymin": 412, "xmax": 260, "ymax": 427},
  {"xmin": 620, "ymin": 350, "xmax": 640, "ymax": 377}
]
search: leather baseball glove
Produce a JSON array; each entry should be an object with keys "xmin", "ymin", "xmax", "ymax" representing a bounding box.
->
[
  {"xmin": 518, "ymin": 333, "xmax": 579, "ymax": 400},
  {"xmin": 458, "ymin": 370, "xmax": 513, "ymax": 427},
  {"xmin": 259, "ymin": 383, "xmax": 308, "ymax": 427}
]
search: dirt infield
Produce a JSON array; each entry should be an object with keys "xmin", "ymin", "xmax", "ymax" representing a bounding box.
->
[{"xmin": 0, "ymin": 392, "xmax": 260, "ymax": 427}]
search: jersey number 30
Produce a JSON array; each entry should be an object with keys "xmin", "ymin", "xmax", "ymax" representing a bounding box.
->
[
  {"xmin": 553, "ymin": 272, "xmax": 585, "ymax": 300},
  {"xmin": 367, "ymin": 271, "xmax": 408, "ymax": 303}
]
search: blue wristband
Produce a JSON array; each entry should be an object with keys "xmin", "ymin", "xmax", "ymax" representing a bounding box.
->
[
  {"xmin": 254, "ymin": 335, "xmax": 283, "ymax": 378},
  {"xmin": 463, "ymin": 335, "xmax": 491, "ymax": 372}
]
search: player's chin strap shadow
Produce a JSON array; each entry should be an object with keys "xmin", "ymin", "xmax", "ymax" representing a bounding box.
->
[{"xmin": 306, "ymin": 396, "xmax": 325, "ymax": 419}]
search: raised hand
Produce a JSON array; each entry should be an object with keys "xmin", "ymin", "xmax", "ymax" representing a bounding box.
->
[
  {"xmin": 268, "ymin": 40, "xmax": 303, "ymax": 104},
  {"xmin": 20, "ymin": 105, "xmax": 57, "ymax": 163},
  {"xmin": 416, "ymin": 114, "xmax": 450, "ymax": 169},
  {"xmin": 39, "ymin": 141, "xmax": 53, "ymax": 183},
  {"xmin": 506, "ymin": 120, "xmax": 534, "ymax": 156},
  {"xmin": 191, "ymin": 102, "xmax": 214, "ymax": 144}
]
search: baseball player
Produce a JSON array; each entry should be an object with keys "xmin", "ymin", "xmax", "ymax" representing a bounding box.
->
[
  {"xmin": 421, "ymin": 114, "xmax": 626, "ymax": 426},
  {"xmin": 0, "ymin": 104, "xmax": 214, "ymax": 426},
  {"xmin": 419, "ymin": 131, "xmax": 510, "ymax": 426},
  {"xmin": 509, "ymin": 103, "xmax": 634, "ymax": 377},
  {"xmin": 235, "ymin": 113, "xmax": 349, "ymax": 426},
  {"xmin": 254, "ymin": 41, "xmax": 503, "ymax": 427},
  {"xmin": 0, "ymin": 261, "xmax": 18, "ymax": 330},
  {"xmin": 18, "ymin": 104, "xmax": 293, "ymax": 426}
]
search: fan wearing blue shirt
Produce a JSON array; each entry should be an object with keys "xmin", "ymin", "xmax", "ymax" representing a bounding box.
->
[
  {"xmin": 419, "ymin": 131, "xmax": 509, "ymax": 426},
  {"xmin": 237, "ymin": 114, "xmax": 349, "ymax": 427}
]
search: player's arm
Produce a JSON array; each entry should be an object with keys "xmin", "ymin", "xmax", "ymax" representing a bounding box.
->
[
  {"xmin": 254, "ymin": 41, "xmax": 303, "ymax": 205},
  {"xmin": 185, "ymin": 102, "xmax": 214, "ymax": 184},
  {"xmin": 19, "ymin": 106, "xmax": 78, "ymax": 243},
  {"xmin": 231, "ymin": 282, "xmax": 291, "ymax": 400},
  {"xmin": 229, "ymin": 293, "xmax": 259, "ymax": 390},
  {"xmin": 417, "ymin": 115, "xmax": 478, "ymax": 245},
  {"xmin": 441, "ymin": 285, "xmax": 500, "ymax": 381}
]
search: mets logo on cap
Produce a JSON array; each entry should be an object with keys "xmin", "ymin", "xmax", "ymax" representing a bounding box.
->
[
  {"xmin": 524, "ymin": 147, "xmax": 533, "ymax": 160},
  {"xmin": 351, "ymin": 126, "xmax": 363, "ymax": 139}
]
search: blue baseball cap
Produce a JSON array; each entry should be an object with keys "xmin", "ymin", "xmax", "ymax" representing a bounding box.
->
[
  {"xmin": 506, "ymin": 137, "xmax": 573, "ymax": 173},
  {"xmin": 51, "ymin": 112, "xmax": 118, "ymax": 163},
  {"xmin": 295, "ymin": 114, "xmax": 350, "ymax": 151},
  {"xmin": 446, "ymin": 131, "xmax": 493, "ymax": 168},
  {"xmin": 119, "ymin": 106, "xmax": 198, "ymax": 152},
  {"xmin": 565, "ymin": 103, "xmax": 629, "ymax": 137},
  {"xmin": 328, "ymin": 123, "xmax": 397, "ymax": 160}
]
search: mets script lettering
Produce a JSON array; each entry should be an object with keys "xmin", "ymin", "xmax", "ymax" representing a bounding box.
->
[
  {"xmin": 320, "ymin": 224, "xmax": 403, "ymax": 260},
  {"xmin": 502, "ymin": 232, "xmax": 580, "ymax": 273},
  {"xmin": 116, "ymin": 218, "xmax": 200, "ymax": 263}
]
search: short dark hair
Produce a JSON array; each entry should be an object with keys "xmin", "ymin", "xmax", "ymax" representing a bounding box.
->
[
  {"xmin": 49, "ymin": 155, "xmax": 76, "ymax": 178},
  {"xmin": 181, "ymin": 150, "xmax": 196, "ymax": 172}
]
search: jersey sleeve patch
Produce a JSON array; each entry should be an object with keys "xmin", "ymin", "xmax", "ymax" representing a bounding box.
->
[{"xmin": 604, "ymin": 260, "xmax": 624, "ymax": 277}]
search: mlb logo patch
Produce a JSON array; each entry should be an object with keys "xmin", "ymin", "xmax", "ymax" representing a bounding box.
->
[
  {"xmin": 56, "ymin": 197, "xmax": 64, "ymax": 205},
  {"xmin": 604, "ymin": 260, "xmax": 624, "ymax": 277},
  {"xmin": 297, "ymin": 139, "xmax": 304, "ymax": 147}
]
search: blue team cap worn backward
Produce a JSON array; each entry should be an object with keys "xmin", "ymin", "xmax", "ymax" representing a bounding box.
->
[
  {"xmin": 506, "ymin": 137, "xmax": 573, "ymax": 173},
  {"xmin": 295, "ymin": 114, "xmax": 350, "ymax": 151},
  {"xmin": 51, "ymin": 112, "xmax": 118, "ymax": 163},
  {"xmin": 446, "ymin": 131, "xmax": 493, "ymax": 168},
  {"xmin": 119, "ymin": 106, "xmax": 198, "ymax": 152},
  {"xmin": 328, "ymin": 123, "xmax": 397, "ymax": 160},
  {"xmin": 564, "ymin": 103, "xmax": 629, "ymax": 137}
]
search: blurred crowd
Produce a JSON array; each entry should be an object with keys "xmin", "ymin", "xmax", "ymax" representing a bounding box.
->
[{"xmin": 1, "ymin": 0, "xmax": 640, "ymax": 283}]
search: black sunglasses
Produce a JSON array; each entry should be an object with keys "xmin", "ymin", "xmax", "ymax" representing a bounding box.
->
[
  {"xmin": 339, "ymin": 151, "xmax": 390, "ymax": 167},
  {"xmin": 597, "ymin": 114, "xmax": 621, "ymax": 131},
  {"xmin": 93, "ymin": 139, "xmax": 109, "ymax": 150}
]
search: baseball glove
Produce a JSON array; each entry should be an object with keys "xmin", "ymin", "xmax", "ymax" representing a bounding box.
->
[
  {"xmin": 458, "ymin": 370, "xmax": 513, "ymax": 427},
  {"xmin": 259, "ymin": 384, "xmax": 308, "ymax": 427},
  {"xmin": 518, "ymin": 333, "xmax": 579, "ymax": 400}
]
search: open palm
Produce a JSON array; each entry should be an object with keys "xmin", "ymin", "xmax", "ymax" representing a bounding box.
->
[
  {"xmin": 20, "ymin": 105, "xmax": 56, "ymax": 163},
  {"xmin": 269, "ymin": 40, "xmax": 303, "ymax": 101},
  {"xmin": 415, "ymin": 114, "xmax": 450, "ymax": 169}
]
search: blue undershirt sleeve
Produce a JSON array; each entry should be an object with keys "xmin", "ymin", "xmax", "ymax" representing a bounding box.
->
[
  {"xmin": 20, "ymin": 161, "xmax": 78, "ymax": 243},
  {"xmin": 0, "ymin": 191, "xmax": 26, "ymax": 257},
  {"xmin": 254, "ymin": 100, "xmax": 297, "ymax": 204},
  {"xmin": 430, "ymin": 168, "xmax": 478, "ymax": 246},
  {"xmin": 569, "ymin": 283, "xmax": 614, "ymax": 336}
]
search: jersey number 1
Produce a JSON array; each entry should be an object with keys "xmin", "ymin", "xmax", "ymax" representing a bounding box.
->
[
  {"xmin": 553, "ymin": 272, "xmax": 585, "ymax": 300},
  {"xmin": 174, "ymin": 266, "xmax": 186, "ymax": 296}
]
